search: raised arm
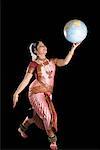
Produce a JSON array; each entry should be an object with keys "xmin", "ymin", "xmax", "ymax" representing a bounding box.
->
[
  {"xmin": 13, "ymin": 62, "xmax": 35, "ymax": 108},
  {"xmin": 54, "ymin": 43, "xmax": 80, "ymax": 67}
]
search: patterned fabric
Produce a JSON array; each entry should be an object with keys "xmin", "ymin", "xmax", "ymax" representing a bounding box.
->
[
  {"xmin": 27, "ymin": 59, "xmax": 57, "ymax": 132},
  {"xmin": 31, "ymin": 113, "xmax": 45, "ymax": 130}
]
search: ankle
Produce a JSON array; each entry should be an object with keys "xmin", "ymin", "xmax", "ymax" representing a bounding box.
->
[
  {"xmin": 19, "ymin": 124, "xmax": 28, "ymax": 132},
  {"xmin": 48, "ymin": 134, "xmax": 57, "ymax": 143}
]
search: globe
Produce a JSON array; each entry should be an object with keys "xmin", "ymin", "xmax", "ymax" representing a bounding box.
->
[{"xmin": 64, "ymin": 19, "xmax": 88, "ymax": 43}]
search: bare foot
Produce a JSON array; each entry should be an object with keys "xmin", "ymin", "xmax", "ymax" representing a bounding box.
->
[
  {"xmin": 18, "ymin": 128, "xmax": 28, "ymax": 139},
  {"xmin": 50, "ymin": 142, "xmax": 57, "ymax": 150}
]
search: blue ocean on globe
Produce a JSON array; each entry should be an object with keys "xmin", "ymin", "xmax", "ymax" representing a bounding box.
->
[{"xmin": 64, "ymin": 19, "xmax": 88, "ymax": 43}]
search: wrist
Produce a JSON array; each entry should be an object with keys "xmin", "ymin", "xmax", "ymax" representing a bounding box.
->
[
  {"xmin": 69, "ymin": 49, "xmax": 75, "ymax": 55},
  {"xmin": 71, "ymin": 46, "xmax": 76, "ymax": 51}
]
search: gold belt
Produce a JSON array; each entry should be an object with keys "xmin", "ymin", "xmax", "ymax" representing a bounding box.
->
[{"xmin": 31, "ymin": 85, "xmax": 53, "ymax": 94}]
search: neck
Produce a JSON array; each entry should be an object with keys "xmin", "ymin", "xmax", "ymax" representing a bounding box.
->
[{"xmin": 38, "ymin": 55, "xmax": 46, "ymax": 60}]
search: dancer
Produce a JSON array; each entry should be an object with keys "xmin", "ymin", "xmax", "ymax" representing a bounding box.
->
[{"xmin": 13, "ymin": 41, "xmax": 80, "ymax": 149}]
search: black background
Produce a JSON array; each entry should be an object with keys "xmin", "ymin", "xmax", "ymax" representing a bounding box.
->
[{"xmin": 1, "ymin": 0, "xmax": 99, "ymax": 149}]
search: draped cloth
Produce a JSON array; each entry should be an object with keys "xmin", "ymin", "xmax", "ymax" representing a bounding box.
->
[{"xmin": 28, "ymin": 60, "xmax": 57, "ymax": 132}]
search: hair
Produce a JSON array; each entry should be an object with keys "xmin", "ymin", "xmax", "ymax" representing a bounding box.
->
[{"xmin": 29, "ymin": 41, "xmax": 40, "ymax": 61}]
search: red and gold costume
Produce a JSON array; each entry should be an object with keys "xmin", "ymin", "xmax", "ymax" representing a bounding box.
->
[{"xmin": 27, "ymin": 58, "xmax": 57, "ymax": 132}]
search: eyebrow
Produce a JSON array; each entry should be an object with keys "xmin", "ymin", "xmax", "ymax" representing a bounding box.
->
[{"xmin": 39, "ymin": 45, "xmax": 45, "ymax": 47}]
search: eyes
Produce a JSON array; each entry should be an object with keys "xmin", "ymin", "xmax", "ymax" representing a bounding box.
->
[{"xmin": 39, "ymin": 45, "xmax": 45, "ymax": 48}]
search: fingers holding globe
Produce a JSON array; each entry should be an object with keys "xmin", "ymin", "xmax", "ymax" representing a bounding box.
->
[{"xmin": 64, "ymin": 19, "xmax": 88, "ymax": 43}]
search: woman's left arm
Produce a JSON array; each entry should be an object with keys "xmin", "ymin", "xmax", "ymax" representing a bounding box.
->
[{"xmin": 54, "ymin": 43, "xmax": 80, "ymax": 67}]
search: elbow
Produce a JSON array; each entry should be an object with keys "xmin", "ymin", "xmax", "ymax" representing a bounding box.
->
[
  {"xmin": 57, "ymin": 61, "xmax": 68, "ymax": 67},
  {"xmin": 56, "ymin": 59, "xmax": 69, "ymax": 67},
  {"xmin": 63, "ymin": 57, "xmax": 72, "ymax": 66},
  {"xmin": 63, "ymin": 60, "xmax": 69, "ymax": 66}
]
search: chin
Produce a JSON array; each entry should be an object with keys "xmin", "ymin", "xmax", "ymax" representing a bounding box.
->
[{"xmin": 44, "ymin": 51, "xmax": 47, "ymax": 55}]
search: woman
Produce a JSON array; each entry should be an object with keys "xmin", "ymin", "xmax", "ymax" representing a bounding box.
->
[{"xmin": 13, "ymin": 41, "xmax": 80, "ymax": 150}]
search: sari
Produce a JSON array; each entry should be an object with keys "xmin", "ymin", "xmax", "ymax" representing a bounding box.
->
[{"xmin": 28, "ymin": 59, "xmax": 57, "ymax": 132}]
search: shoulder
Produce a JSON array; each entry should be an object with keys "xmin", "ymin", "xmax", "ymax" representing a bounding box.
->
[
  {"xmin": 26, "ymin": 61, "xmax": 38, "ymax": 74},
  {"xmin": 50, "ymin": 58, "xmax": 58, "ymax": 65},
  {"xmin": 28, "ymin": 61, "xmax": 38, "ymax": 68}
]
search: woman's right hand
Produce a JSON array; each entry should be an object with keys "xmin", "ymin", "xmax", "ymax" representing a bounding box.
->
[{"xmin": 13, "ymin": 92, "xmax": 19, "ymax": 108}]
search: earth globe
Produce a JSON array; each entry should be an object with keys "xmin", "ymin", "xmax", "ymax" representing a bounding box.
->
[{"xmin": 64, "ymin": 19, "xmax": 88, "ymax": 43}]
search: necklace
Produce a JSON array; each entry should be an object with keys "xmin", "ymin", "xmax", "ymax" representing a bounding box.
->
[
  {"xmin": 36, "ymin": 58, "xmax": 48, "ymax": 65},
  {"xmin": 43, "ymin": 61, "xmax": 53, "ymax": 79},
  {"xmin": 37, "ymin": 58, "xmax": 53, "ymax": 78},
  {"xmin": 38, "ymin": 57, "xmax": 47, "ymax": 61}
]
